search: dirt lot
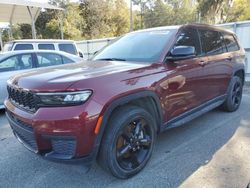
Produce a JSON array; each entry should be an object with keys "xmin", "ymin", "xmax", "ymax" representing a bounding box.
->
[{"xmin": 0, "ymin": 86, "xmax": 250, "ymax": 188}]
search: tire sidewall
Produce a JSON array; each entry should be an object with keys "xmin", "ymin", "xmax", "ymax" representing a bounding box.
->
[
  {"xmin": 226, "ymin": 76, "xmax": 243, "ymax": 111},
  {"xmin": 107, "ymin": 108, "xmax": 156, "ymax": 179}
]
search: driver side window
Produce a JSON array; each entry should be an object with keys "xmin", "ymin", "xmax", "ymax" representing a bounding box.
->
[
  {"xmin": 174, "ymin": 28, "xmax": 201, "ymax": 55},
  {"xmin": 0, "ymin": 54, "xmax": 33, "ymax": 72}
]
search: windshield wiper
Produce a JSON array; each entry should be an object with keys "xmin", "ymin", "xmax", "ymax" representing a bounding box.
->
[{"xmin": 95, "ymin": 58, "xmax": 127, "ymax": 61}]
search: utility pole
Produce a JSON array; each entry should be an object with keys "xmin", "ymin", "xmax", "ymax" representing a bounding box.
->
[
  {"xmin": 60, "ymin": 12, "xmax": 64, "ymax": 40},
  {"xmin": 0, "ymin": 29, "xmax": 3, "ymax": 51},
  {"xmin": 27, "ymin": 6, "xmax": 36, "ymax": 39},
  {"xmin": 130, "ymin": 0, "xmax": 133, "ymax": 32}
]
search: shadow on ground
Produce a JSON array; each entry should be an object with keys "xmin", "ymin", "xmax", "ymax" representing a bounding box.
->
[{"xmin": 0, "ymin": 95, "xmax": 250, "ymax": 187}]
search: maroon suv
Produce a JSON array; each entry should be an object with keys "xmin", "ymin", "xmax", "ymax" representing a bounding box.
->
[{"xmin": 5, "ymin": 24, "xmax": 245, "ymax": 178}]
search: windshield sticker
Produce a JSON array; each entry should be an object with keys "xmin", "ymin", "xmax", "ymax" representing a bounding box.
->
[{"xmin": 149, "ymin": 31, "xmax": 170, "ymax": 35}]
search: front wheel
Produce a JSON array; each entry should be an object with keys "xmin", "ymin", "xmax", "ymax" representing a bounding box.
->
[
  {"xmin": 221, "ymin": 76, "xmax": 243, "ymax": 112},
  {"xmin": 98, "ymin": 106, "xmax": 156, "ymax": 179}
]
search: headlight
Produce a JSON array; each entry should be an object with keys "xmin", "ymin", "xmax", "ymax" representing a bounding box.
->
[{"xmin": 36, "ymin": 90, "xmax": 92, "ymax": 106}]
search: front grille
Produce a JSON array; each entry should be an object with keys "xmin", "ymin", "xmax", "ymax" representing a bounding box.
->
[
  {"xmin": 6, "ymin": 112, "xmax": 38, "ymax": 152},
  {"xmin": 8, "ymin": 112, "xmax": 33, "ymax": 131},
  {"xmin": 44, "ymin": 136, "xmax": 77, "ymax": 159},
  {"xmin": 51, "ymin": 139, "xmax": 76, "ymax": 157},
  {"xmin": 7, "ymin": 85, "xmax": 38, "ymax": 112}
]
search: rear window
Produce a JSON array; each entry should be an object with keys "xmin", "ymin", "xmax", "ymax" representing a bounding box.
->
[
  {"xmin": 223, "ymin": 33, "xmax": 240, "ymax": 52},
  {"xmin": 199, "ymin": 30, "xmax": 226, "ymax": 55},
  {"xmin": 58, "ymin": 44, "xmax": 77, "ymax": 55},
  {"xmin": 38, "ymin": 44, "xmax": 55, "ymax": 50},
  {"xmin": 14, "ymin": 44, "xmax": 33, "ymax": 51}
]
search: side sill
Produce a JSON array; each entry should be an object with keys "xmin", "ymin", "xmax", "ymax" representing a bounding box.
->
[{"xmin": 161, "ymin": 95, "xmax": 226, "ymax": 131}]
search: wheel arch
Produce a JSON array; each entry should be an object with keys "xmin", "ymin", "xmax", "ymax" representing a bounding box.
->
[
  {"xmin": 93, "ymin": 90, "xmax": 163, "ymax": 158},
  {"xmin": 233, "ymin": 69, "xmax": 245, "ymax": 85}
]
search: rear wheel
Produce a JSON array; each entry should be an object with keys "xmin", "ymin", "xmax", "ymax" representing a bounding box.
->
[
  {"xmin": 221, "ymin": 76, "xmax": 243, "ymax": 112},
  {"xmin": 98, "ymin": 106, "xmax": 156, "ymax": 179}
]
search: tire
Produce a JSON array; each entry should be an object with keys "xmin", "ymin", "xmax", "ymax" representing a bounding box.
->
[
  {"xmin": 98, "ymin": 105, "xmax": 157, "ymax": 179},
  {"xmin": 221, "ymin": 76, "xmax": 243, "ymax": 112}
]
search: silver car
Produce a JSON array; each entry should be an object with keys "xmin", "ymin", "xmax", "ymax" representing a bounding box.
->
[{"xmin": 0, "ymin": 50, "xmax": 82, "ymax": 109}]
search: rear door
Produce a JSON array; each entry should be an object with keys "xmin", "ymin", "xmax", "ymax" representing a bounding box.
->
[
  {"xmin": 222, "ymin": 33, "xmax": 243, "ymax": 74},
  {"xmin": 198, "ymin": 29, "xmax": 231, "ymax": 101}
]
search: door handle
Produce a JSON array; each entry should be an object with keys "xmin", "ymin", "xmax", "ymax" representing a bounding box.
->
[{"xmin": 198, "ymin": 61, "xmax": 208, "ymax": 66}]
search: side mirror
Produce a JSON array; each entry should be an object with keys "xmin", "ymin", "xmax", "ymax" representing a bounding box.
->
[
  {"xmin": 93, "ymin": 50, "xmax": 99, "ymax": 55},
  {"xmin": 78, "ymin": 51, "xmax": 84, "ymax": 58},
  {"xmin": 165, "ymin": 46, "xmax": 196, "ymax": 61}
]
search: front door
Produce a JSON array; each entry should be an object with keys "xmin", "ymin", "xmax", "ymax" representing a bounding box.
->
[{"xmin": 159, "ymin": 27, "xmax": 207, "ymax": 122}]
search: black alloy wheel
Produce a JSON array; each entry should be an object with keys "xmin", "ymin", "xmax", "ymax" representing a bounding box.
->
[
  {"xmin": 231, "ymin": 80, "xmax": 242, "ymax": 108},
  {"xmin": 116, "ymin": 118, "xmax": 152, "ymax": 171},
  {"xmin": 98, "ymin": 105, "xmax": 156, "ymax": 179},
  {"xmin": 221, "ymin": 76, "xmax": 243, "ymax": 112}
]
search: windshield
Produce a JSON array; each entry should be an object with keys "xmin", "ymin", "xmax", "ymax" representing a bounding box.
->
[{"xmin": 93, "ymin": 29, "xmax": 176, "ymax": 62}]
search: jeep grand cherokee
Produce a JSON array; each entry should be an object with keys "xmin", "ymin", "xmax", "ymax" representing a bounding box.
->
[{"xmin": 5, "ymin": 24, "xmax": 245, "ymax": 179}]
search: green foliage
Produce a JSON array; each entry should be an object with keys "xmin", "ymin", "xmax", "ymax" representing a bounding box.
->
[
  {"xmin": 79, "ymin": 0, "xmax": 129, "ymax": 39},
  {"xmin": 198, "ymin": 0, "xmax": 250, "ymax": 24},
  {"xmin": 1, "ymin": 25, "xmax": 22, "ymax": 43},
  {"xmin": 143, "ymin": 0, "xmax": 197, "ymax": 28},
  {"xmin": 36, "ymin": 0, "xmax": 82, "ymax": 39},
  {"xmin": 226, "ymin": 0, "xmax": 250, "ymax": 22},
  {"xmin": 2, "ymin": 0, "xmax": 250, "ymax": 43}
]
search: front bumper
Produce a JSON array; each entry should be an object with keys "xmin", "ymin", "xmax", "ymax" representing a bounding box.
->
[{"xmin": 4, "ymin": 99, "xmax": 102, "ymax": 162}]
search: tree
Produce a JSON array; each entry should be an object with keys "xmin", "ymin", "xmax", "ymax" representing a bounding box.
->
[
  {"xmin": 45, "ymin": 2, "xmax": 82, "ymax": 39},
  {"xmin": 79, "ymin": 0, "xmax": 110, "ymax": 39},
  {"xmin": 79, "ymin": 0, "xmax": 130, "ymax": 39},
  {"xmin": 198, "ymin": 0, "xmax": 250, "ymax": 23},
  {"xmin": 34, "ymin": 0, "xmax": 82, "ymax": 39},
  {"xmin": 143, "ymin": 0, "xmax": 196, "ymax": 28},
  {"xmin": 3, "ymin": 0, "xmax": 250, "ymax": 43},
  {"xmin": 197, "ymin": 0, "xmax": 234, "ymax": 24},
  {"xmin": 225, "ymin": 0, "xmax": 250, "ymax": 22},
  {"xmin": 111, "ymin": 0, "xmax": 130, "ymax": 36}
]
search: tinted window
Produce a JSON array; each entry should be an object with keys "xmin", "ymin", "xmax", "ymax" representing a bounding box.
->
[
  {"xmin": 173, "ymin": 28, "xmax": 201, "ymax": 55},
  {"xmin": 36, "ymin": 53, "xmax": 63, "ymax": 67},
  {"xmin": 93, "ymin": 30, "xmax": 176, "ymax": 62},
  {"xmin": 62, "ymin": 56, "xmax": 74, "ymax": 64},
  {"xmin": 0, "ymin": 54, "xmax": 33, "ymax": 72},
  {"xmin": 199, "ymin": 30, "xmax": 226, "ymax": 55},
  {"xmin": 223, "ymin": 33, "xmax": 240, "ymax": 52},
  {"xmin": 58, "ymin": 44, "xmax": 77, "ymax": 55},
  {"xmin": 14, "ymin": 44, "xmax": 33, "ymax": 50},
  {"xmin": 38, "ymin": 44, "xmax": 55, "ymax": 50}
]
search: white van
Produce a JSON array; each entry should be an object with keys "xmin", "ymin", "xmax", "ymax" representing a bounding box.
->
[{"xmin": 3, "ymin": 39, "xmax": 85, "ymax": 59}]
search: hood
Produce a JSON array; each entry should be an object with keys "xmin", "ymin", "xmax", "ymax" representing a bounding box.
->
[{"xmin": 8, "ymin": 60, "xmax": 149, "ymax": 92}]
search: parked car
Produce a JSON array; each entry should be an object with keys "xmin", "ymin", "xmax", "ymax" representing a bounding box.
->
[
  {"xmin": 0, "ymin": 50, "xmax": 82, "ymax": 109},
  {"xmin": 2, "ymin": 39, "xmax": 85, "ymax": 59},
  {"xmin": 5, "ymin": 24, "xmax": 245, "ymax": 179}
]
